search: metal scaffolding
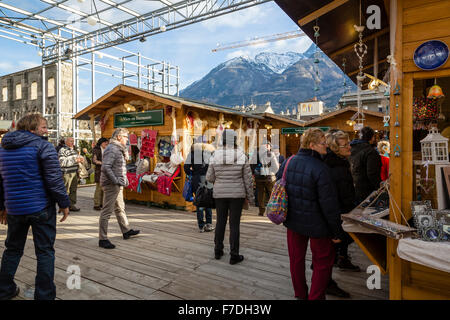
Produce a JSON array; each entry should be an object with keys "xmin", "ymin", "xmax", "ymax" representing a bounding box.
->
[{"xmin": 0, "ymin": 0, "xmax": 270, "ymax": 143}]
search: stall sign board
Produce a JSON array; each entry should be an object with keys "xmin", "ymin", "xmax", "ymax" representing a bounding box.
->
[
  {"xmin": 413, "ymin": 40, "xmax": 449, "ymax": 70},
  {"xmin": 281, "ymin": 127, "xmax": 329, "ymax": 134},
  {"xmin": 114, "ymin": 110, "xmax": 164, "ymax": 128}
]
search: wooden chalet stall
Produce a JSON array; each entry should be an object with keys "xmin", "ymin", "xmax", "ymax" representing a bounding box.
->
[
  {"xmin": 74, "ymin": 84, "xmax": 301, "ymax": 210},
  {"xmin": 301, "ymin": 106, "xmax": 385, "ymax": 140},
  {"xmin": 275, "ymin": 0, "xmax": 450, "ymax": 299}
]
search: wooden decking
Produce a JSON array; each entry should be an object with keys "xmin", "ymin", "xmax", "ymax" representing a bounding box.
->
[{"xmin": 0, "ymin": 186, "xmax": 388, "ymax": 300}]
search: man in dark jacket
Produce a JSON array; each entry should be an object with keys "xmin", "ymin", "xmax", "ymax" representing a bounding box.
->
[
  {"xmin": 92, "ymin": 137, "xmax": 109, "ymax": 210},
  {"xmin": 184, "ymin": 137, "xmax": 215, "ymax": 232},
  {"xmin": 58, "ymin": 137, "xmax": 83, "ymax": 211},
  {"xmin": 0, "ymin": 114, "xmax": 70, "ymax": 300},
  {"xmin": 349, "ymin": 126, "xmax": 382, "ymax": 203}
]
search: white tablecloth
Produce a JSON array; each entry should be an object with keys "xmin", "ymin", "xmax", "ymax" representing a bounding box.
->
[{"xmin": 397, "ymin": 238, "xmax": 450, "ymax": 273}]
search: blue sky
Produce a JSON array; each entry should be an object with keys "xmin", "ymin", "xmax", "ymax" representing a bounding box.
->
[{"xmin": 0, "ymin": 1, "xmax": 313, "ymax": 110}]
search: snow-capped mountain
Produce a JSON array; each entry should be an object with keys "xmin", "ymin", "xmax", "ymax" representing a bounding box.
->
[
  {"xmin": 254, "ymin": 52, "xmax": 304, "ymax": 74},
  {"xmin": 180, "ymin": 44, "xmax": 356, "ymax": 112}
]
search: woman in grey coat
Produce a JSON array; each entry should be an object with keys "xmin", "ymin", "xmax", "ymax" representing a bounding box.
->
[{"xmin": 206, "ymin": 129, "xmax": 255, "ymax": 265}]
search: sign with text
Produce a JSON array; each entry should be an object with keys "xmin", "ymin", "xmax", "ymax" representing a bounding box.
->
[
  {"xmin": 281, "ymin": 127, "xmax": 329, "ymax": 135},
  {"xmin": 114, "ymin": 110, "xmax": 164, "ymax": 128}
]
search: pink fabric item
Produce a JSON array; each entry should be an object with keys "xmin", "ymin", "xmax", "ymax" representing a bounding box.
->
[
  {"xmin": 140, "ymin": 129, "xmax": 157, "ymax": 159},
  {"xmin": 126, "ymin": 172, "xmax": 146, "ymax": 193},
  {"xmin": 156, "ymin": 166, "xmax": 180, "ymax": 196},
  {"xmin": 129, "ymin": 133, "xmax": 138, "ymax": 145}
]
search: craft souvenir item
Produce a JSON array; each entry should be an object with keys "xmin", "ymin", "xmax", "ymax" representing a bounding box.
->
[
  {"xmin": 413, "ymin": 40, "xmax": 449, "ymax": 71},
  {"xmin": 158, "ymin": 139, "xmax": 173, "ymax": 157},
  {"xmin": 413, "ymin": 97, "xmax": 438, "ymax": 121},
  {"xmin": 129, "ymin": 133, "xmax": 138, "ymax": 146},
  {"xmin": 410, "ymin": 201, "xmax": 433, "ymax": 237},
  {"xmin": 140, "ymin": 129, "xmax": 157, "ymax": 159},
  {"xmin": 341, "ymin": 213, "xmax": 417, "ymax": 239}
]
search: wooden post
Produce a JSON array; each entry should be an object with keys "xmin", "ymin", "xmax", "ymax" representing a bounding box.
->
[{"xmin": 388, "ymin": 0, "xmax": 403, "ymax": 300}]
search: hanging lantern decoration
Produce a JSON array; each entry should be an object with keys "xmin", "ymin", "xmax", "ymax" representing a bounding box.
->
[
  {"xmin": 420, "ymin": 127, "xmax": 449, "ymax": 164},
  {"xmin": 428, "ymin": 84, "xmax": 445, "ymax": 99},
  {"xmin": 427, "ymin": 78, "xmax": 446, "ymax": 121}
]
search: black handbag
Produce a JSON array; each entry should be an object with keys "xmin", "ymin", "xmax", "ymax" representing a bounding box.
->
[{"xmin": 193, "ymin": 185, "xmax": 215, "ymax": 209}]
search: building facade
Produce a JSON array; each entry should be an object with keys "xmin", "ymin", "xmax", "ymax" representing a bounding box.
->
[
  {"xmin": 296, "ymin": 97, "xmax": 324, "ymax": 120},
  {"xmin": 0, "ymin": 62, "xmax": 92, "ymax": 143}
]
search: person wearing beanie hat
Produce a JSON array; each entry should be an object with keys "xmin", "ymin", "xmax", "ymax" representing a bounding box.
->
[
  {"xmin": 206, "ymin": 129, "xmax": 255, "ymax": 265},
  {"xmin": 92, "ymin": 137, "xmax": 109, "ymax": 210}
]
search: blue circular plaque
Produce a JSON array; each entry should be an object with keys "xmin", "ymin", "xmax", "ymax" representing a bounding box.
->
[{"xmin": 414, "ymin": 40, "xmax": 449, "ymax": 70}]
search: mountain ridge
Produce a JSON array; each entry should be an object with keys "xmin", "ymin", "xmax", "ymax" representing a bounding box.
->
[{"xmin": 180, "ymin": 44, "xmax": 355, "ymax": 113}]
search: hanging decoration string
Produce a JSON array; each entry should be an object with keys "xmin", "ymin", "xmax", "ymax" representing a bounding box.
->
[
  {"xmin": 353, "ymin": 0, "xmax": 367, "ymax": 127},
  {"xmin": 313, "ymin": 18, "xmax": 321, "ymax": 92}
]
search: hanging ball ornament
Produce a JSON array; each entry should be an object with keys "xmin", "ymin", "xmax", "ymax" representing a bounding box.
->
[{"xmin": 87, "ymin": 16, "xmax": 97, "ymax": 26}]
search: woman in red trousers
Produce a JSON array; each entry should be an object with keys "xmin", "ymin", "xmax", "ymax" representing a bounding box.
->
[{"xmin": 276, "ymin": 128, "xmax": 344, "ymax": 300}]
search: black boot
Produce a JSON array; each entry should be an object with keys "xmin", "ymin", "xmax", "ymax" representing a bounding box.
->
[
  {"xmin": 326, "ymin": 279, "xmax": 350, "ymax": 298},
  {"xmin": 99, "ymin": 239, "xmax": 115, "ymax": 249},
  {"xmin": 123, "ymin": 229, "xmax": 140, "ymax": 239},
  {"xmin": 337, "ymin": 255, "xmax": 361, "ymax": 272},
  {"xmin": 230, "ymin": 255, "xmax": 244, "ymax": 265},
  {"xmin": 214, "ymin": 249, "xmax": 224, "ymax": 260}
]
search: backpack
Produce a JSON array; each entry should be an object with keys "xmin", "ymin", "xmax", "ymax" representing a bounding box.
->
[{"xmin": 266, "ymin": 156, "xmax": 294, "ymax": 225}]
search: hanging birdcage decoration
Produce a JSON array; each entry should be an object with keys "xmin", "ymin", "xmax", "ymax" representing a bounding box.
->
[{"xmin": 420, "ymin": 127, "xmax": 449, "ymax": 164}]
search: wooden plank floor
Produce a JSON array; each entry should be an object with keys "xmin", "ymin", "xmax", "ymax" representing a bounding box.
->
[{"xmin": 0, "ymin": 186, "xmax": 389, "ymax": 300}]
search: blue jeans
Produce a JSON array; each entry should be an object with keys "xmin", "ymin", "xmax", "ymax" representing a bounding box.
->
[
  {"xmin": 197, "ymin": 207, "xmax": 212, "ymax": 230},
  {"xmin": 0, "ymin": 206, "xmax": 57, "ymax": 300}
]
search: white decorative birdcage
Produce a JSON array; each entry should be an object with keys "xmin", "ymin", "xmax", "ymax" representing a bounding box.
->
[{"xmin": 420, "ymin": 127, "xmax": 449, "ymax": 164}]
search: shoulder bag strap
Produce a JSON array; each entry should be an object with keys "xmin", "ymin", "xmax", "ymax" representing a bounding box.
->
[{"xmin": 281, "ymin": 155, "xmax": 295, "ymax": 183}]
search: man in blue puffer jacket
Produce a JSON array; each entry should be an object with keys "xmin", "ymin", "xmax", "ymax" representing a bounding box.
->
[{"xmin": 0, "ymin": 114, "xmax": 70, "ymax": 300}]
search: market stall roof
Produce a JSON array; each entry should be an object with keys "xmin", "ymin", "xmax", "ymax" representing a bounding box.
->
[
  {"xmin": 302, "ymin": 106, "xmax": 384, "ymax": 126},
  {"xmin": 73, "ymin": 84, "xmax": 265, "ymax": 121},
  {"xmin": 262, "ymin": 112, "xmax": 307, "ymax": 127},
  {"xmin": 274, "ymin": 0, "xmax": 390, "ymax": 86}
]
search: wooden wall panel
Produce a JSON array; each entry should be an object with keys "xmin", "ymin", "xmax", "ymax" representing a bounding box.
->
[
  {"xmin": 403, "ymin": 0, "xmax": 450, "ymax": 26},
  {"xmin": 403, "ymin": 17, "xmax": 450, "ymax": 43},
  {"xmin": 403, "ymin": 0, "xmax": 446, "ymax": 10}
]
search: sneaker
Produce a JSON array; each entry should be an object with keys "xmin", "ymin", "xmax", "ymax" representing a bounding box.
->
[
  {"xmin": 99, "ymin": 240, "xmax": 115, "ymax": 249},
  {"xmin": 199, "ymin": 228, "xmax": 205, "ymax": 233},
  {"xmin": 230, "ymin": 254, "xmax": 244, "ymax": 265},
  {"xmin": 93, "ymin": 206, "xmax": 102, "ymax": 211},
  {"xmin": 0, "ymin": 286, "xmax": 20, "ymax": 300},
  {"xmin": 326, "ymin": 279, "xmax": 350, "ymax": 298},
  {"xmin": 123, "ymin": 229, "xmax": 140, "ymax": 239},
  {"xmin": 204, "ymin": 224, "xmax": 215, "ymax": 232},
  {"xmin": 69, "ymin": 206, "xmax": 80, "ymax": 212},
  {"xmin": 337, "ymin": 256, "xmax": 361, "ymax": 272},
  {"xmin": 214, "ymin": 249, "xmax": 224, "ymax": 260}
]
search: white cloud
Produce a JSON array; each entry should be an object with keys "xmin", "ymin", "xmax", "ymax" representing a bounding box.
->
[
  {"xmin": 201, "ymin": 6, "xmax": 268, "ymax": 31},
  {"xmin": 19, "ymin": 61, "xmax": 39, "ymax": 69}
]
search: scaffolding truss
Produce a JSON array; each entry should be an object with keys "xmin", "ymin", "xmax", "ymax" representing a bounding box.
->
[{"xmin": 0, "ymin": 0, "xmax": 270, "ymax": 144}]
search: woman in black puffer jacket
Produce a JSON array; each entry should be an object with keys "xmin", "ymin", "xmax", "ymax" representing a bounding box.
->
[
  {"xmin": 276, "ymin": 128, "xmax": 344, "ymax": 300},
  {"xmin": 323, "ymin": 130, "xmax": 361, "ymax": 298}
]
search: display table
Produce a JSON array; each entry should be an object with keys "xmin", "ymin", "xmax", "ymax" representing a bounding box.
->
[{"xmin": 397, "ymin": 238, "xmax": 450, "ymax": 274}]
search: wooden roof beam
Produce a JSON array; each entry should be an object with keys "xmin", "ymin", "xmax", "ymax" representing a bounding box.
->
[
  {"xmin": 329, "ymin": 27, "xmax": 389, "ymax": 59},
  {"xmin": 298, "ymin": 0, "xmax": 350, "ymax": 26}
]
